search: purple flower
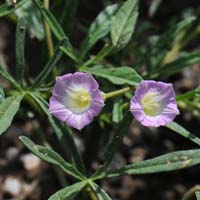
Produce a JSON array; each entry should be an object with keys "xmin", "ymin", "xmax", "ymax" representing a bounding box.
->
[
  {"xmin": 49, "ymin": 72, "xmax": 104, "ymax": 130},
  {"xmin": 130, "ymin": 80, "xmax": 179, "ymax": 127}
]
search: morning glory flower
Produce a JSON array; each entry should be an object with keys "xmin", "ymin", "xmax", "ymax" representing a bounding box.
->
[
  {"xmin": 49, "ymin": 72, "xmax": 104, "ymax": 130},
  {"xmin": 130, "ymin": 80, "xmax": 179, "ymax": 127}
]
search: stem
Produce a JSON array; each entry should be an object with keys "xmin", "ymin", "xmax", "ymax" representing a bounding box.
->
[
  {"xmin": 103, "ymin": 87, "xmax": 131, "ymax": 100},
  {"xmin": 43, "ymin": 0, "xmax": 54, "ymax": 58},
  {"xmin": 182, "ymin": 185, "xmax": 200, "ymax": 200},
  {"xmin": 87, "ymin": 187, "xmax": 98, "ymax": 200}
]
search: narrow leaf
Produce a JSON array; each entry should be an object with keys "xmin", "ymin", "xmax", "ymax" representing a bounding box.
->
[
  {"xmin": 81, "ymin": 4, "xmax": 118, "ymax": 58},
  {"xmin": 16, "ymin": 17, "xmax": 26, "ymax": 84},
  {"xmin": 111, "ymin": 0, "xmax": 139, "ymax": 48},
  {"xmin": 166, "ymin": 122, "xmax": 200, "ymax": 147},
  {"xmin": 0, "ymin": 85, "xmax": 5, "ymax": 104},
  {"xmin": 92, "ymin": 113, "xmax": 132, "ymax": 179},
  {"xmin": 154, "ymin": 51, "xmax": 200, "ymax": 77},
  {"xmin": 0, "ymin": 65, "xmax": 21, "ymax": 90},
  {"xmin": 196, "ymin": 192, "xmax": 200, "ymax": 200},
  {"xmin": 15, "ymin": 0, "xmax": 45, "ymax": 40},
  {"xmin": 0, "ymin": 94, "xmax": 23, "ymax": 135},
  {"xmin": 112, "ymin": 98, "xmax": 123, "ymax": 123},
  {"xmin": 106, "ymin": 149, "xmax": 200, "ymax": 178},
  {"xmin": 19, "ymin": 136, "xmax": 85, "ymax": 180},
  {"xmin": 33, "ymin": 38, "xmax": 67, "ymax": 87},
  {"xmin": 104, "ymin": 113, "xmax": 132, "ymax": 168},
  {"xmin": 84, "ymin": 66, "xmax": 142, "ymax": 86},
  {"xmin": 29, "ymin": 92, "xmax": 85, "ymax": 173},
  {"xmin": 90, "ymin": 183, "xmax": 112, "ymax": 200},
  {"xmin": 33, "ymin": 0, "xmax": 78, "ymax": 62},
  {"xmin": 0, "ymin": 0, "xmax": 27, "ymax": 17},
  {"xmin": 48, "ymin": 181, "xmax": 87, "ymax": 200}
]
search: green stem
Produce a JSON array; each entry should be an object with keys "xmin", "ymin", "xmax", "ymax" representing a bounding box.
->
[
  {"xmin": 81, "ymin": 44, "xmax": 114, "ymax": 68},
  {"xmin": 103, "ymin": 87, "xmax": 131, "ymax": 100},
  {"xmin": 43, "ymin": 0, "xmax": 54, "ymax": 58},
  {"xmin": 182, "ymin": 185, "xmax": 200, "ymax": 200}
]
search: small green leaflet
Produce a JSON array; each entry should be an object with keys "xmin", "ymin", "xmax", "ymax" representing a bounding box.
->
[
  {"xmin": 84, "ymin": 66, "xmax": 142, "ymax": 86},
  {"xmin": 111, "ymin": 0, "xmax": 139, "ymax": 48},
  {"xmin": 0, "ymin": 95, "xmax": 23, "ymax": 135}
]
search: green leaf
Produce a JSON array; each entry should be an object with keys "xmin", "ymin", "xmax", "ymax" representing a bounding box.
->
[
  {"xmin": 33, "ymin": 0, "xmax": 78, "ymax": 62},
  {"xmin": 195, "ymin": 85, "xmax": 200, "ymax": 97},
  {"xmin": 104, "ymin": 113, "xmax": 132, "ymax": 167},
  {"xmin": 154, "ymin": 51, "xmax": 200, "ymax": 77},
  {"xmin": 0, "ymin": 85, "xmax": 5, "ymax": 104},
  {"xmin": 111, "ymin": 0, "xmax": 139, "ymax": 48},
  {"xmin": 29, "ymin": 92, "xmax": 85, "ymax": 173},
  {"xmin": 0, "ymin": 0, "xmax": 27, "ymax": 17},
  {"xmin": 81, "ymin": 4, "xmax": 118, "ymax": 59},
  {"xmin": 16, "ymin": 17, "xmax": 26, "ymax": 84},
  {"xmin": 15, "ymin": 0, "xmax": 45, "ymax": 40},
  {"xmin": 105, "ymin": 149, "xmax": 200, "ymax": 178},
  {"xmin": 84, "ymin": 66, "xmax": 142, "ymax": 86},
  {"xmin": 90, "ymin": 183, "xmax": 112, "ymax": 200},
  {"xmin": 0, "ymin": 65, "xmax": 21, "ymax": 91},
  {"xmin": 0, "ymin": 94, "xmax": 23, "ymax": 135},
  {"xmin": 196, "ymin": 192, "xmax": 200, "ymax": 200},
  {"xmin": 48, "ymin": 181, "xmax": 87, "ymax": 200},
  {"xmin": 176, "ymin": 85, "xmax": 200, "ymax": 101},
  {"xmin": 19, "ymin": 136, "xmax": 85, "ymax": 180},
  {"xmin": 32, "ymin": 38, "xmax": 68, "ymax": 87},
  {"xmin": 148, "ymin": 0, "xmax": 162, "ymax": 17},
  {"xmin": 112, "ymin": 98, "xmax": 123, "ymax": 123},
  {"xmin": 166, "ymin": 122, "xmax": 200, "ymax": 147}
]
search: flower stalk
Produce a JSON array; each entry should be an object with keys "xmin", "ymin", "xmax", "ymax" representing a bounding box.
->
[{"xmin": 103, "ymin": 86, "xmax": 131, "ymax": 100}]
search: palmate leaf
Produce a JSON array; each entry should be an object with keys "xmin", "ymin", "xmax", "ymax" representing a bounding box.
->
[
  {"xmin": 111, "ymin": 0, "xmax": 139, "ymax": 48},
  {"xmin": 104, "ymin": 149, "xmax": 200, "ymax": 178},
  {"xmin": 81, "ymin": 4, "xmax": 118, "ymax": 59},
  {"xmin": 19, "ymin": 136, "xmax": 85, "ymax": 180},
  {"xmin": 84, "ymin": 66, "xmax": 142, "ymax": 86},
  {"xmin": 0, "ymin": 94, "xmax": 23, "ymax": 135},
  {"xmin": 166, "ymin": 122, "xmax": 200, "ymax": 147},
  {"xmin": 48, "ymin": 181, "xmax": 87, "ymax": 200}
]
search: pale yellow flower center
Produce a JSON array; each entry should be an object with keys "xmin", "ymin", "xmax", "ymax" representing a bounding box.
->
[
  {"xmin": 73, "ymin": 90, "xmax": 90, "ymax": 109},
  {"xmin": 141, "ymin": 92, "xmax": 163, "ymax": 116},
  {"xmin": 64, "ymin": 88, "xmax": 91, "ymax": 114}
]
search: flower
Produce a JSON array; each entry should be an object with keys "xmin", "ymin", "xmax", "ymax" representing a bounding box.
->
[
  {"xmin": 130, "ymin": 80, "xmax": 179, "ymax": 127},
  {"xmin": 49, "ymin": 72, "xmax": 104, "ymax": 130}
]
